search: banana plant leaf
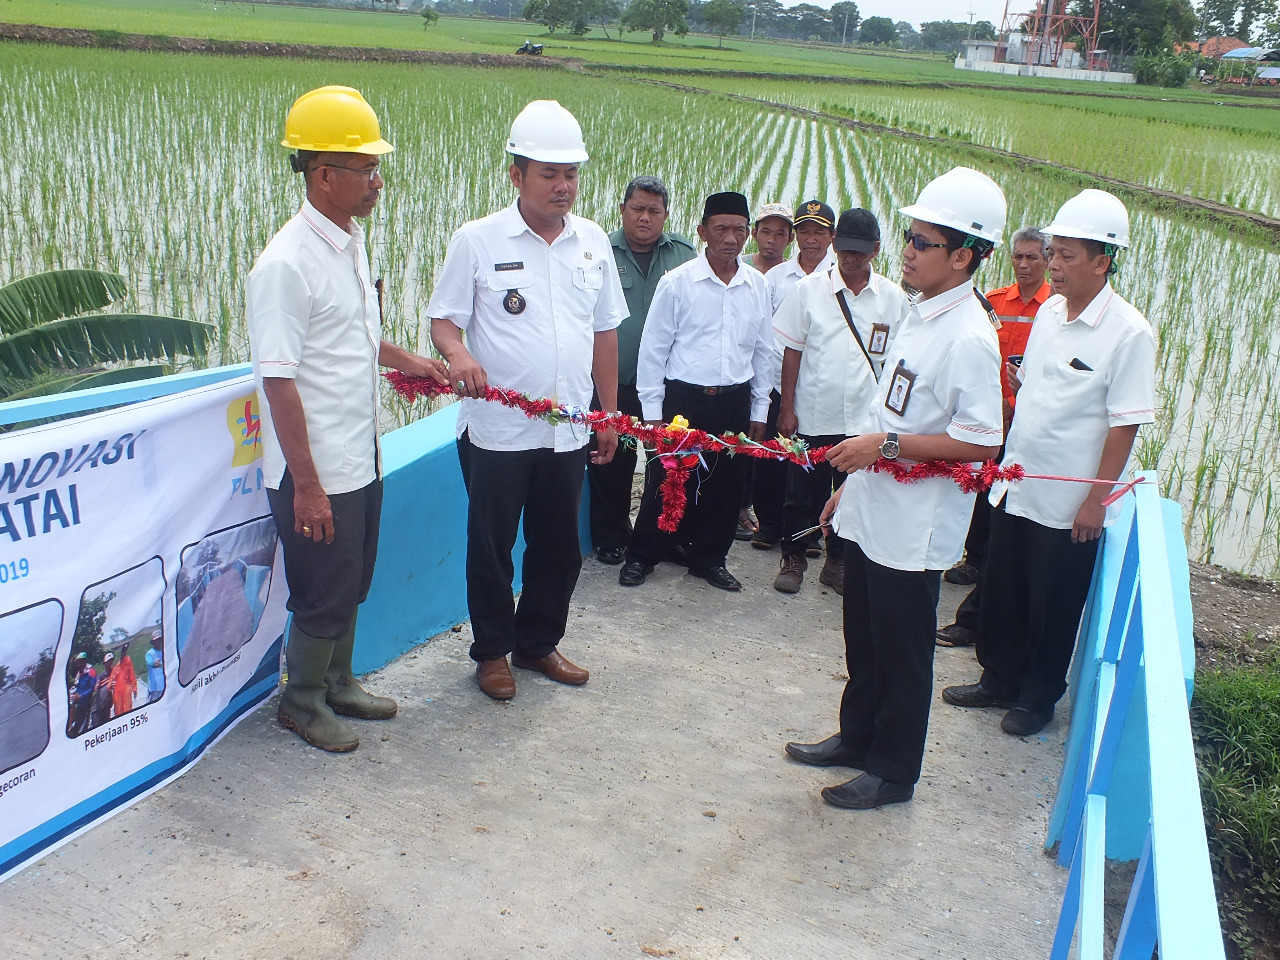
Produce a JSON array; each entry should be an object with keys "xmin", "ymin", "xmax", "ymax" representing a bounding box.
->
[
  {"xmin": 1, "ymin": 363, "xmax": 171, "ymax": 402},
  {"xmin": 0, "ymin": 313, "xmax": 213, "ymax": 381},
  {"xmin": 0, "ymin": 269, "xmax": 128, "ymax": 336}
]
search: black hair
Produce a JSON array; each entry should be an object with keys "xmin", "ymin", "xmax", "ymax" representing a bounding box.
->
[
  {"xmin": 289, "ymin": 150, "xmax": 319, "ymax": 175},
  {"xmin": 622, "ymin": 175, "xmax": 670, "ymax": 210},
  {"xmin": 936, "ymin": 224, "xmax": 993, "ymax": 277},
  {"xmin": 511, "ymin": 154, "xmax": 531, "ymax": 174},
  {"xmin": 1080, "ymin": 238, "xmax": 1121, "ymax": 276}
]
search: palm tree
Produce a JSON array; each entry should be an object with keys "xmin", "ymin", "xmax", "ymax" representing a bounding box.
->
[{"xmin": 0, "ymin": 269, "xmax": 213, "ymax": 403}]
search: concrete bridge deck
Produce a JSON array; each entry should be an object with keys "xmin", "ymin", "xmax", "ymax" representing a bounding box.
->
[{"xmin": 3, "ymin": 541, "xmax": 1068, "ymax": 959}]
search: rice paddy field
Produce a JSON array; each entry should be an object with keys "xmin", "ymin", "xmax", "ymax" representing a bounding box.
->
[{"xmin": 1, "ymin": 42, "xmax": 1279, "ymax": 576}]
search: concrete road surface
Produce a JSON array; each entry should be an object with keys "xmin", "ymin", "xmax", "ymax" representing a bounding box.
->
[{"xmin": 2, "ymin": 541, "xmax": 1069, "ymax": 959}]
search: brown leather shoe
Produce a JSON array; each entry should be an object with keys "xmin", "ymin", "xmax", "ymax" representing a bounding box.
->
[
  {"xmin": 476, "ymin": 658, "xmax": 516, "ymax": 700},
  {"xmin": 512, "ymin": 650, "xmax": 589, "ymax": 685}
]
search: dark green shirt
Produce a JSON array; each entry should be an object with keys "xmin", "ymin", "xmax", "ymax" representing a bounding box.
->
[{"xmin": 609, "ymin": 229, "xmax": 697, "ymax": 385}]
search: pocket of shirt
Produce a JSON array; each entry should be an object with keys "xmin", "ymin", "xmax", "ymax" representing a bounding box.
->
[
  {"xmin": 486, "ymin": 273, "xmax": 531, "ymax": 317},
  {"xmin": 572, "ymin": 264, "xmax": 605, "ymax": 292}
]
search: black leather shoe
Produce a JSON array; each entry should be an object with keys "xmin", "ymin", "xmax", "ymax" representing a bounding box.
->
[
  {"xmin": 596, "ymin": 546, "xmax": 626, "ymax": 565},
  {"xmin": 618, "ymin": 560, "xmax": 653, "ymax": 587},
  {"xmin": 691, "ymin": 565, "xmax": 741, "ymax": 591},
  {"xmin": 821, "ymin": 772, "xmax": 914, "ymax": 810},
  {"xmin": 1001, "ymin": 705, "xmax": 1054, "ymax": 736},
  {"xmin": 785, "ymin": 735, "xmax": 864, "ymax": 769},
  {"xmin": 941, "ymin": 683, "xmax": 1017, "ymax": 709},
  {"xmin": 935, "ymin": 623, "xmax": 977, "ymax": 647}
]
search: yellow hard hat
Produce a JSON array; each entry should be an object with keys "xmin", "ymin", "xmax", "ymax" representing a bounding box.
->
[{"xmin": 281, "ymin": 85, "xmax": 394, "ymax": 155}]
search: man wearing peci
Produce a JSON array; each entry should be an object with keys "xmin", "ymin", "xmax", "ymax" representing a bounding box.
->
[
  {"xmin": 248, "ymin": 86, "xmax": 450, "ymax": 752},
  {"xmin": 587, "ymin": 176, "xmax": 696, "ymax": 566},
  {"xmin": 429, "ymin": 100, "xmax": 627, "ymax": 702},
  {"xmin": 619, "ymin": 192, "xmax": 773, "ymax": 593}
]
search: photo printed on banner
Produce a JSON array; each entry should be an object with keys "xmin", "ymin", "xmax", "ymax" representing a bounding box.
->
[
  {"xmin": 176, "ymin": 516, "xmax": 278, "ymax": 687},
  {"xmin": 0, "ymin": 599, "xmax": 62, "ymax": 776},
  {"xmin": 66, "ymin": 559, "xmax": 164, "ymax": 739}
]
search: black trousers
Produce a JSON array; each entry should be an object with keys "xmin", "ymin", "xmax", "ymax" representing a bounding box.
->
[
  {"xmin": 976, "ymin": 502, "xmax": 1100, "ymax": 711},
  {"xmin": 781, "ymin": 432, "xmax": 846, "ymax": 561},
  {"xmin": 838, "ymin": 541, "xmax": 941, "ymax": 785},
  {"xmin": 586, "ymin": 383, "xmax": 642, "ymax": 552},
  {"xmin": 627, "ymin": 380, "xmax": 751, "ymax": 573},
  {"xmin": 457, "ymin": 431, "xmax": 589, "ymax": 663},
  {"xmin": 750, "ymin": 390, "xmax": 786, "ymax": 538},
  {"xmin": 267, "ymin": 470, "xmax": 382, "ymax": 640}
]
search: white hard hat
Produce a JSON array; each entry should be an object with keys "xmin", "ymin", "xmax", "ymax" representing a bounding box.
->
[
  {"xmin": 506, "ymin": 100, "xmax": 589, "ymax": 164},
  {"xmin": 899, "ymin": 166, "xmax": 1007, "ymax": 245},
  {"xmin": 1043, "ymin": 189, "xmax": 1130, "ymax": 248}
]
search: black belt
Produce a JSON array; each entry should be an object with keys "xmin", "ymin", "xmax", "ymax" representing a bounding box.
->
[{"xmin": 667, "ymin": 378, "xmax": 750, "ymax": 396}]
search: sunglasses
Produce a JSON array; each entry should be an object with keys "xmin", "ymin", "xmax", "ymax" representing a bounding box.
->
[{"xmin": 902, "ymin": 229, "xmax": 955, "ymax": 252}]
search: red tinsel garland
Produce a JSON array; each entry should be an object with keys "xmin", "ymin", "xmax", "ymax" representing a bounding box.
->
[{"xmin": 384, "ymin": 372, "xmax": 1034, "ymax": 531}]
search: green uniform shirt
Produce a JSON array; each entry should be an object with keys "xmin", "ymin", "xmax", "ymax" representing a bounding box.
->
[{"xmin": 609, "ymin": 229, "xmax": 697, "ymax": 386}]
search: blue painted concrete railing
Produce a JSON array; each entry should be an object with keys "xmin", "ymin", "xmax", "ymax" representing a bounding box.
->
[{"xmin": 1047, "ymin": 471, "xmax": 1225, "ymax": 959}]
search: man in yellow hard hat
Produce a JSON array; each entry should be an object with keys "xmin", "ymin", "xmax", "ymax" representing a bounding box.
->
[{"xmin": 248, "ymin": 85, "xmax": 450, "ymax": 753}]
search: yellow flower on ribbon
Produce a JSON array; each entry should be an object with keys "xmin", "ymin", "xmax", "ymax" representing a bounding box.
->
[{"xmin": 669, "ymin": 415, "xmax": 690, "ymax": 431}]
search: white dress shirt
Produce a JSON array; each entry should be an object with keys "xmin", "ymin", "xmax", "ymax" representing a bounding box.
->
[
  {"xmin": 834, "ymin": 282, "xmax": 1003, "ymax": 571},
  {"xmin": 248, "ymin": 200, "xmax": 381, "ymax": 495},
  {"xmin": 636, "ymin": 254, "xmax": 775, "ymax": 423},
  {"xmin": 427, "ymin": 202, "xmax": 626, "ymax": 452},
  {"xmin": 990, "ymin": 284, "xmax": 1156, "ymax": 529},
  {"xmin": 773, "ymin": 267, "xmax": 912, "ymax": 436},
  {"xmin": 764, "ymin": 249, "xmax": 838, "ymax": 390}
]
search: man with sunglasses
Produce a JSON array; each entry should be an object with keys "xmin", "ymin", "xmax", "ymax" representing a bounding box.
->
[
  {"xmin": 785, "ymin": 168, "xmax": 1006, "ymax": 810},
  {"xmin": 249, "ymin": 86, "xmax": 450, "ymax": 752}
]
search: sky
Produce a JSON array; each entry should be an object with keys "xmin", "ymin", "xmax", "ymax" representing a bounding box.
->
[{"xmin": 817, "ymin": 0, "xmax": 1014, "ymax": 30}]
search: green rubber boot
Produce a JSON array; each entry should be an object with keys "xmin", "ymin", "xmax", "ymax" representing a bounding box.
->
[
  {"xmin": 278, "ymin": 623, "xmax": 360, "ymax": 752},
  {"xmin": 325, "ymin": 616, "xmax": 398, "ymax": 720}
]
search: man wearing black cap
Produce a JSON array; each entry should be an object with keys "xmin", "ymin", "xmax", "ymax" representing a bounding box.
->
[
  {"xmin": 750, "ymin": 200, "xmax": 839, "ymax": 550},
  {"xmin": 620, "ymin": 192, "xmax": 773, "ymax": 591},
  {"xmin": 772, "ymin": 208, "xmax": 911, "ymax": 594}
]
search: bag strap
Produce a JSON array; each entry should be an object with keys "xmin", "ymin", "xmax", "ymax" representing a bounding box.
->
[{"xmin": 835, "ymin": 285, "xmax": 879, "ymax": 379}]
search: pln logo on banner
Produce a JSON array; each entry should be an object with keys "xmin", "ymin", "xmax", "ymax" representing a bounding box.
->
[{"xmin": 227, "ymin": 393, "xmax": 264, "ymax": 499}]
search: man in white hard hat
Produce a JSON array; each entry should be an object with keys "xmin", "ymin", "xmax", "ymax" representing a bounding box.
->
[
  {"xmin": 771, "ymin": 207, "xmax": 910, "ymax": 595},
  {"xmin": 429, "ymin": 100, "xmax": 626, "ymax": 701},
  {"xmin": 619, "ymin": 191, "xmax": 773, "ymax": 592},
  {"xmin": 943, "ymin": 189, "xmax": 1155, "ymax": 737},
  {"xmin": 249, "ymin": 85, "xmax": 450, "ymax": 753},
  {"xmin": 785, "ymin": 167, "xmax": 1006, "ymax": 810}
]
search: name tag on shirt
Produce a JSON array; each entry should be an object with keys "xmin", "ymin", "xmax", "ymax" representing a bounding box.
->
[
  {"xmin": 494, "ymin": 261, "xmax": 524, "ymax": 272},
  {"xmin": 885, "ymin": 362, "xmax": 916, "ymax": 416},
  {"xmin": 868, "ymin": 324, "xmax": 890, "ymax": 356}
]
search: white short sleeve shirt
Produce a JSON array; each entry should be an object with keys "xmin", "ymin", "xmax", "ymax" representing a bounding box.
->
[
  {"xmin": 247, "ymin": 201, "xmax": 382, "ymax": 495},
  {"xmin": 764, "ymin": 249, "xmax": 838, "ymax": 390},
  {"xmin": 427, "ymin": 203, "xmax": 626, "ymax": 452},
  {"xmin": 834, "ymin": 282, "xmax": 1003, "ymax": 571},
  {"xmin": 636, "ymin": 254, "xmax": 775, "ymax": 423},
  {"xmin": 773, "ymin": 267, "xmax": 912, "ymax": 437},
  {"xmin": 990, "ymin": 284, "xmax": 1156, "ymax": 529}
]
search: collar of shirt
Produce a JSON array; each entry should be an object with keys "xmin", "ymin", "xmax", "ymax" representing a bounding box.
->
[
  {"xmin": 299, "ymin": 199, "xmax": 361, "ymax": 252},
  {"xmin": 502, "ymin": 200, "xmax": 576, "ymax": 245},
  {"xmin": 1063, "ymin": 283, "xmax": 1115, "ymax": 329},
  {"xmin": 692, "ymin": 251, "xmax": 752, "ymax": 288},
  {"xmin": 987, "ymin": 280, "xmax": 1050, "ymax": 314},
  {"xmin": 608, "ymin": 228, "xmax": 674, "ymax": 253},
  {"xmin": 912, "ymin": 281, "xmax": 978, "ymax": 321},
  {"xmin": 828, "ymin": 265, "xmax": 883, "ymax": 298}
]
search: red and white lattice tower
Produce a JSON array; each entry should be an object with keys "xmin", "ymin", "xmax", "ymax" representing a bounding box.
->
[{"xmin": 996, "ymin": 0, "xmax": 1105, "ymax": 70}]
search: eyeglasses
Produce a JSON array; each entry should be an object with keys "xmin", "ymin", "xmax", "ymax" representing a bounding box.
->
[
  {"xmin": 322, "ymin": 163, "xmax": 382, "ymax": 183},
  {"xmin": 902, "ymin": 229, "xmax": 955, "ymax": 252}
]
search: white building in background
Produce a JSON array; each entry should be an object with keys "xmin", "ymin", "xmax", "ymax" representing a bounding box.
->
[{"xmin": 956, "ymin": 36, "xmax": 1134, "ymax": 83}]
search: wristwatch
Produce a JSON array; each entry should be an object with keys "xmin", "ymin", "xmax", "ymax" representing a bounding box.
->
[{"xmin": 879, "ymin": 432, "xmax": 900, "ymax": 460}]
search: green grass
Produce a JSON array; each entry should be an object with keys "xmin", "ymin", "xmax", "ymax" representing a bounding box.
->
[
  {"xmin": 634, "ymin": 74, "xmax": 1280, "ymax": 218},
  {"xmin": 1193, "ymin": 656, "xmax": 1280, "ymax": 957},
  {"xmin": 2, "ymin": 0, "xmax": 1275, "ymax": 104}
]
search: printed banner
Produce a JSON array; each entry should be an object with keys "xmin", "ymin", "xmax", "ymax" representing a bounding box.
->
[{"xmin": 0, "ymin": 375, "xmax": 287, "ymax": 880}]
